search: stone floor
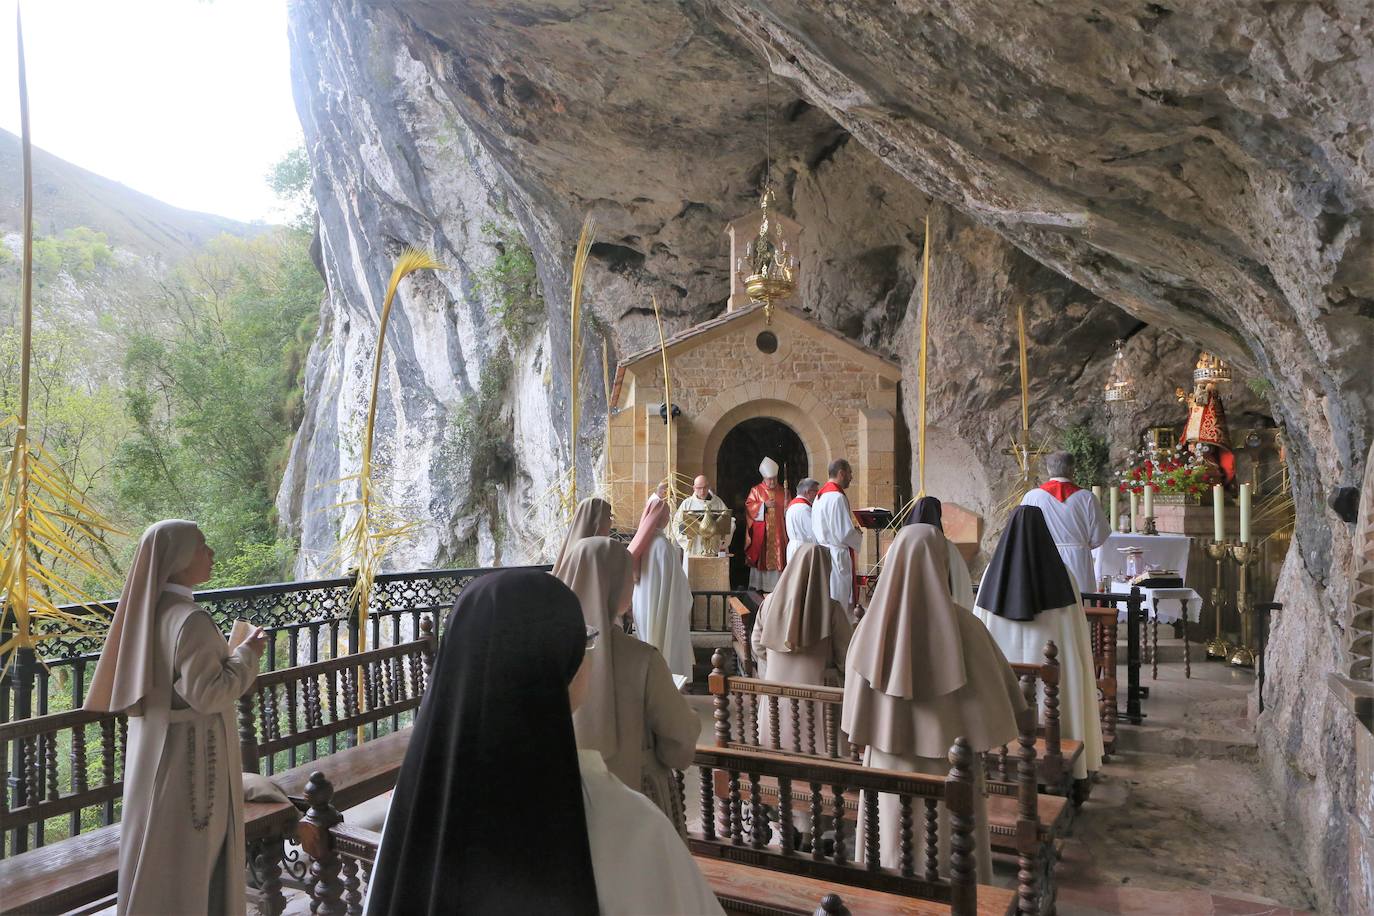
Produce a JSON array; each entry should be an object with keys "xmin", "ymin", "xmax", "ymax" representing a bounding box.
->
[{"xmin": 1040, "ymin": 643, "xmax": 1316, "ymax": 916}]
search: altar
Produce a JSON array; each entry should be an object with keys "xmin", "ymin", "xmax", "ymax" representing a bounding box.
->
[{"xmin": 1094, "ymin": 532, "xmax": 1192, "ymax": 583}]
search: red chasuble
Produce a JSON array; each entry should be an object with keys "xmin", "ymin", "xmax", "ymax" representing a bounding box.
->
[
  {"xmin": 1039, "ymin": 479, "xmax": 1083, "ymax": 502},
  {"xmin": 744, "ymin": 483, "xmax": 789, "ymax": 572}
]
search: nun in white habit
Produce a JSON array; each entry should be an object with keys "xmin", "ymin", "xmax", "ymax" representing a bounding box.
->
[
  {"xmin": 844, "ymin": 524, "xmax": 1025, "ymax": 882},
  {"xmin": 973, "ymin": 505, "xmax": 1104, "ymax": 780},
  {"xmin": 85, "ymin": 520, "xmax": 266, "ymax": 916},
  {"xmin": 628, "ymin": 495, "xmax": 695, "ymax": 679}
]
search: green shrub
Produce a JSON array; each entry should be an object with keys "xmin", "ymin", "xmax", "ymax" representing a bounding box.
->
[
  {"xmin": 1060, "ymin": 423, "xmax": 1110, "ymax": 488},
  {"xmin": 475, "ymin": 221, "xmax": 544, "ymax": 341}
]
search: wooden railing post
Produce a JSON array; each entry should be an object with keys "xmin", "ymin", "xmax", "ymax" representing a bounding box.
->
[
  {"xmin": 1042, "ymin": 641, "xmax": 1063, "ymax": 781},
  {"xmin": 1126, "ymin": 587, "xmax": 1144, "ymax": 724},
  {"xmin": 814, "ymin": 893, "xmax": 851, "ymax": 916},
  {"xmin": 298, "ymin": 771, "xmax": 346, "ymax": 916},
  {"xmin": 946, "ymin": 737, "xmax": 976, "ymax": 916},
  {"xmin": 1016, "ymin": 676, "xmax": 1040, "ymax": 916},
  {"xmin": 711, "ymin": 649, "xmax": 730, "ymax": 746}
]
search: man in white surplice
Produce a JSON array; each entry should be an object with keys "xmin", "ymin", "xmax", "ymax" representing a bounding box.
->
[
  {"xmin": 812, "ymin": 459, "xmax": 864, "ymax": 612},
  {"xmin": 785, "ymin": 477, "xmax": 820, "ymax": 564},
  {"xmin": 1020, "ymin": 450, "xmax": 1110, "ymax": 592}
]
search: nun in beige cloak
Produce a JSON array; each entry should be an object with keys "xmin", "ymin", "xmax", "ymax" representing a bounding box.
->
[
  {"xmin": 554, "ymin": 536, "xmax": 700, "ymax": 834},
  {"xmin": 844, "ymin": 524, "xmax": 1024, "ymax": 882},
  {"xmin": 85, "ymin": 520, "xmax": 265, "ymax": 916},
  {"xmin": 750, "ymin": 543, "xmax": 853, "ymax": 753},
  {"xmin": 554, "ymin": 496, "xmax": 613, "ymax": 569}
]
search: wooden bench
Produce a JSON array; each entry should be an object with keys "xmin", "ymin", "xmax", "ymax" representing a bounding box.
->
[
  {"xmin": 0, "ymin": 618, "xmax": 435, "ymax": 916},
  {"xmin": 683, "ymin": 742, "xmax": 1021, "ymax": 915},
  {"xmin": 291, "ymin": 760, "xmax": 1017, "ymax": 916}
]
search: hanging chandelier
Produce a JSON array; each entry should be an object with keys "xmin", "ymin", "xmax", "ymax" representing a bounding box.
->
[
  {"xmin": 736, "ymin": 187, "xmax": 797, "ymax": 324},
  {"xmin": 1193, "ymin": 351, "xmax": 1232, "ymax": 386},
  {"xmin": 1103, "ymin": 339, "xmax": 1137, "ymax": 403}
]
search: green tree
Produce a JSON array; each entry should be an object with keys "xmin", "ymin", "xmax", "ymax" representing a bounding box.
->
[{"xmin": 267, "ymin": 145, "xmax": 316, "ymax": 232}]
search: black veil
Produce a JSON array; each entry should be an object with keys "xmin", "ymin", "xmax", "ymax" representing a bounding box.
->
[{"xmin": 975, "ymin": 505, "xmax": 1078, "ymax": 620}]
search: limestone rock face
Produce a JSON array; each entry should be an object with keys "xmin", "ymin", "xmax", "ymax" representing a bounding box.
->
[{"xmin": 286, "ymin": 2, "xmax": 1374, "ymax": 908}]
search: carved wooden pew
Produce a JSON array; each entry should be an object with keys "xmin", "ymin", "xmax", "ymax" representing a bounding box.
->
[
  {"xmin": 683, "ymin": 742, "xmax": 1020, "ymax": 915},
  {"xmin": 293, "ymin": 753, "xmax": 1019, "ymax": 916},
  {"xmin": 0, "ymin": 618, "xmax": 436, "ymax": 916}
]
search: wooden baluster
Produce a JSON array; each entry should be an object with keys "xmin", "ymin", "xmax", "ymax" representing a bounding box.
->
[
  {"xmin": 366, "ymin": 660, "xmax": 380, "ymax": 712},
  {"xmin": 419, "ymin": 616, "xmax": 435, "ymax": 687},
  {"xmin": 328, "ymin": 666, "xmax": 341, "ymax": 723},
  {"xmin": 72, "ymin": 722, "xmax": 88, "ymax": 793},
  {"xmin": 749, "ymin": 771, "xmax": 765, "ymax": 849},
  {"xmin": 286, "ymin": 679, "xmax": 300, "ymax": 748},
  {"xmin": 252, "ymin": 836, "xmax": 287, "ymax": 916},
  {"xmin": 831, "ymin": 785, "xmax": 845, "ymax": 864},
  {"xmin": 898, "ymin": 794, "xmax": 914, "ymax": 877},
  {"xmin": 342, "ymin": 665, "xmax": 359, "ymax": 719},
  {"xmin": 675, "ymin": 768, "xmax": 687, "ymax": 833},
  {"xmin": 699, "ymin": 766, "xmax": 716, "ymax": 840},
  {"xmin": 1017, "ymin": 681, "xmax": 1041, "ymax": 916},
  {"xmin": 22, "ymin": 735, "xmax": 38, "ymax": 808},
  {"xmin": 779, "ymin": 776, "xmax": 794, "ymax": 855},
  {"xmin": 384, "ymin": 655, "xmax": 398, "ymax": 707},
  {"xmin": 748, "ymin": 694, "xmax": 760, "ymax": 748},
  {"xmin": 791, "ymin": 698, "xmax": 802, "ymax": 753},
  {"xmin": 44, "ymin": 729, "xmax": 58, "ymax": 803},
  {"xmin": 307, "ymin": 674, "xmax": 323, "ymax": 730},
  {"xmin": 100, "ymin": 717, "xmax": 116, "ymax": 824},
  {"xmin": 407, "ymin": 649, "xmax": 422, "ymax": 700},
  {"xmin": 1043, "ymin": 642, "xmax": 1064, "ymax": 781},
  {"xmin": 728, "ymin": 769, "xmax": 743, "ymax": 845},
  {"xmin": 341, "ymin": 856, "xmax": 362, "ymax": 916},
  {"xmin": 768, "ymin": 695, "xmax": 780, "ymax": 750},
  {"xmin": 924, "ymin": 798, "xmax": 939, "ymax": 880},
  {"xmin": 711, "ymin": 650, "xmax": 731, "ymax": 746},
  {"xmin": 238, "ymin": 693, "xmax": 260, "ymax": 775},
  {"xmin": 947, "ymin": 738, "xmax": 977, "ymax": 916},
  {"xmin": 824, "ymin": 704, "xmax": 838, "ymax": 758},
  {"xmin": 805, "ymin": 700, "xmax": 816, "ymax": 756},
  {"xmin": 864, "ymin": 789, "xmax": 880, "ymax": 870},
  {"xmin": 809, "ymin": 782, "xmax": 823, "ymax": 860},
  {"xmin": 118, "ymin": 715, "xmax": 129, "ymax": 771},
  {"xmin": 299, "ymin": 771, "xmax": 346, "ymax": 916}
]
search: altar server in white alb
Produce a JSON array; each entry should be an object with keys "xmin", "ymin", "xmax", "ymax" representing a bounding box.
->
[
  {"xmin": 628, "ymin": 496, "xmax": 694, "ymax": 679},
  {"xmin": 784, "ymin": 477, "xmax": 820, "ymax": 564},
  {"xmin": 973, "ymin": 506, "xmax": 1104, "ymax": 781},
  {"xmin": 1021, "ymin": 450, "xmax": 1110, "ymax": 592},
  {"xmin": 812, "ymin": 458, "xmax": 864, "ymax": 612}
]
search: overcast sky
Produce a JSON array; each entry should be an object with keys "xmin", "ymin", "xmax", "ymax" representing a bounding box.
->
[{"xmin": 0, "ymin": 0, "xmax": 302, "ymax": 224}]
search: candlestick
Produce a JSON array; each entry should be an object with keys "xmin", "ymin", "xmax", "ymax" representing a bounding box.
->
[
  {"xmin": 1212, "ymin": 485, "xmax": 1225, "ymax": 542},
  {"xmin": 1238, "ymin": 483, "xmax": 1252, "ymax": 544},
  {"xmin": 1204, "ymin": 540, "xmax": 1233, "ymax": 660},
  {"xmin": 1129, "ymin": 490, "xmax": 1138, "ymax": 533},
  {"xmin": 1109, "ymin": 487, "xmax": 1119, "ymax": 532},
  {"xmin": 1228, "ymin": 542, "xmax": 1257, "ymax": 667}
]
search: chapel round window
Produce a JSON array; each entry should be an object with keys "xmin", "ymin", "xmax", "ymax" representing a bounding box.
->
[{"xmin": 755, "ymin": 331, "xmax": 779, "ymax": 354}]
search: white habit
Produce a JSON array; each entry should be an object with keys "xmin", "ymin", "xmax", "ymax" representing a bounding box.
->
[
  {"xmin": 784, "ymin": 500, "xmax": 816, "ymax": 564},
  {"xmin": 1021, "ymin": 482, "xmax": 1110, "ymax": 592},
  {"xmin": 812, "ymin": 488, "xmax": 863, "ymax": 608},
  {"xmin": 973, "ymin": 597, "xmax": 1105, "ymax": 779},
  {"xmin": 632, "ymin": 532, "xmax": 695, "ymax": 678},
  {"xmin": 578, "ymin": 750, "xmax": 725, "ymax": 915}
]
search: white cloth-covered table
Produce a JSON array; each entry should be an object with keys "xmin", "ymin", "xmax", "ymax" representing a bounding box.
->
[
  {"xmin": 1094, "ymin": 533, "xmax": 1192, "ymax": 584},
  {"xmin": 1108, "ymin": 579, "xmax": 1202, "ymax": 624}
]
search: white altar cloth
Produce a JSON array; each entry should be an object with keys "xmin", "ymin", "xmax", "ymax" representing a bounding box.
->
[
  {"xmin": 1108, "ymin": 579, "xmax": 1202, "ymax": 625},
  {"xmin": 1094, "ymin": 533, "xmax": 1192, "ymax": 584}
]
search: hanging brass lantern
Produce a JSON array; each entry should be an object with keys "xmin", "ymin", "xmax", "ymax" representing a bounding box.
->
[
  {"xmin": 735, "ymin": 187, "xmax": 797, "ymax": 324},
  {"xmin": 1103, "ymin": 338, "xmax": 1137, "ymax": 403}
]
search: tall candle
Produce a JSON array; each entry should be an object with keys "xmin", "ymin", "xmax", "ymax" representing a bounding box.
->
[
  {"xmin": 1212, "ymin": 485, "xmax": 1225, "ymax": 542},
  {"xmin": 1109, "ymin": 487, "xmax": 1119, "ymax": 531},
  {"xmin": 1092, "ymin": 485, "xmax": 1104, "ymax": 506},
  {"xmin": 1239, "ymin": 483, "xmax": 1252, "ymax": 544},
  {"xmin": 1142, "ymin": 482, "xmax": 1154, "ymax": 519},
  {"xmin": 1129, "ymin": 490, "xmax": 1139, "ymax": 533}
]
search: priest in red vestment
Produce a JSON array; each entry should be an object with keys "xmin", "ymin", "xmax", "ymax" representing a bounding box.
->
[{"xmin": 744, "ymin": 457, "xmax": 789, "ymax": 592}]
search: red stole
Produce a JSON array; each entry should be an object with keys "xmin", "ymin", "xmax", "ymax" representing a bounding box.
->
[
  {"xmin": 816, "ymin": 482, "xmax": 859, "ymax": 605},
  {"xmin": 1039, "ymin": 479, "xmax": 1082, "ymax": 503}
]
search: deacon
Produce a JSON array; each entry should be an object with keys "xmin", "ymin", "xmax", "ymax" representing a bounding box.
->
[
  {"xmin": 672, "ymin": 474, "xmax": 734, "ymax": 557},
  {"xmin": 813, "ymin": 458, "xmax": 863, "ymax": 611},
  {"xmin": 785, "ymin": 477, "xmax": 820, "ymax": 564},
  {"xmin": 1021, "ymin": 450, "xmax": 1110, "ymax": 591},
  {"xmin": 744, "ymin": 457, "xmax": 789, "ymax": 591}
]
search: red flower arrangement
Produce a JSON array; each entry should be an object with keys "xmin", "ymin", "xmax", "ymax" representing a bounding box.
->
[{"xmin": 1116, "ymin": 446, "xmax": 1223, "ymax": 496}]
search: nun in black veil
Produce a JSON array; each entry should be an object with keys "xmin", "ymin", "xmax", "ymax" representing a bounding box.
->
[
  {"xmin": 902, "ymin": 496, "xmax": 975, "ymax": 607},
  {"xmin": 364, "ymin": 569, "xmax": 721, "ymax": 916}
]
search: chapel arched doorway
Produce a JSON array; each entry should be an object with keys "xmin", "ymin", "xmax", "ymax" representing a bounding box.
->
[{"xmin": 716, "ymin": 417, "xmax": 808, "ymax": 588}]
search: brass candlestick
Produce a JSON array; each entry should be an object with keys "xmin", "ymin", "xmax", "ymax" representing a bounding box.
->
[
  {"xmin": 1142, "ymin": 515, "xmax": 1159, "ymax": 535},
  {"xmin": 1228, "ymin": 542, "xmax": 1258, "ymax": 668},
  {"xmin": 1204, "ymin": 540, "xmax": 1232, "ymax": 659}
]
